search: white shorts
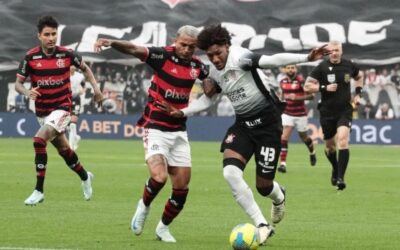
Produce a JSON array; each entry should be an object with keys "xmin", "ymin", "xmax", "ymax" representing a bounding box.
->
[
  {"xmin": 37, "ymin": 110, "xmax": 71, "ymax": 133},
  {"xmin": 143, "ymin": 128, "xmax": 191, "ymax": 167},
  {"xmin": 281, "ymin": 113, "xmax": 308, "ymax": 132}
]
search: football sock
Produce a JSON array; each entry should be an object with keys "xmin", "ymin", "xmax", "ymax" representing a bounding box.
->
[
  {"xmin": 325, "ymin": 150, "xmax": 338, "ymax": 177},
  {"xmin": 223, "ymin": 164, "xmax": 268, "ymax": 226},
  {"xmin": 161, "ymin": 188, "xmax": 188, "ymax": 225},
  {"xmin": 33, "ymin": 137, "xmax": 47, "ymax": 192},
  {"xmin": 69, "ymin": 123, "xmax": 77, "ymax": 148},
  {"xmin": 58, "ymin": 148, "xmax": 88, "ymax": 180},
  {"xmin": 267, "ymin": 181, "xmax": 285, "ymax": 205},
  {"xmin": 142, "ymin": 178, "xmax": 166, "ymax": 206},
  {"xmin": 280, "ymin": 140, "xmax": 288, "ymax": 163},
  {"xmin": 304, "ymin": 137, "xmax": 314, "ymax": 153},
  {"xmin": 338, "ymin": 149, "xmax": 349, "ymax": 180}
]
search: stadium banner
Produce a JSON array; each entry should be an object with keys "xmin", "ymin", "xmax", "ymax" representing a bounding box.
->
[
  {"xmin": 0, "ymin": 112, "xmax": 399, "ymax": 145},
  {"xmin": 1, "ymin": 0, "xmax": 400, "ymax": 71}
]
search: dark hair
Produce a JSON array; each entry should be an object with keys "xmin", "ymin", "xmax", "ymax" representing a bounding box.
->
[
  {"xmin": 197, "ymin": 24, "xmax": 231, "ymax": 51},
  {"xmin": 37, "ymin": 15, "xmax": 59, "ymax": 33}
]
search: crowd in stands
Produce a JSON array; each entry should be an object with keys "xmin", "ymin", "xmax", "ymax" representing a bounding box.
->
[{"xmin": 6, "ymin": 62, "xmax": 400, "ymax": 119}]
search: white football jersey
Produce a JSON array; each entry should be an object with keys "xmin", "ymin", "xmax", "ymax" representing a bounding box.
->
[{"xmin": 210, "ymin": 46, "xmax": 270, "ymax": 117}]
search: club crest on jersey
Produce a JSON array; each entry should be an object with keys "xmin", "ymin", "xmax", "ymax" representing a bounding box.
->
[
  {"xmin": 56, "ymin": 59, "xmax": 65, "ymax": 68},
  {"xmin": 327, "ymin": 74, "xmax": 336, "ymax": 83},
  {"xmin": 344, "ymin": 73, "xmax": 351, "ymax": 83},
  {"xmin": 190, "ymin": 68, "xmax": 198, "ymax": 79},
  {"xmin": 225, "ymin": 133, "xmax": 235, "ymax": 144}
]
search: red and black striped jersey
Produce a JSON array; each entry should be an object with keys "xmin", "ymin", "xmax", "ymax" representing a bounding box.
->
[
  {"xmin": 280, "ymin": 74, "xmax": 307, "ymax": 117},
  {"xmin": 17, "ymin": 46, "xmax": 83, "ymax": 117},
  {"xmin": 137, "ymin": 46, "xmax": 209, "ymax": 131}
]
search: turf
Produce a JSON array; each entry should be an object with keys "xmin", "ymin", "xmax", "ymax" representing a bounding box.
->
[{"xmin": 0, "ymin": 138, "xmax": 399, "ymax": 249}]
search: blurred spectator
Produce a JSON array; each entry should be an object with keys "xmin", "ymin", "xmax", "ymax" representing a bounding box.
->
[
  {"xmin": 375, "ymin": 102, "xmax": 394, "ymax": 120},
  {"xmin": 14, "ymin": 93, "xmax": 29, "ymax": 113},
  {"xmin": 358, "ymin": 100, "xmax": 375, "ymax": 119}
]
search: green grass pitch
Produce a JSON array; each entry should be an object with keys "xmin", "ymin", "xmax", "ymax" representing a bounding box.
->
[{"xmin": 0, "ymin": 138, "xmax": 399, "ymax": 249}]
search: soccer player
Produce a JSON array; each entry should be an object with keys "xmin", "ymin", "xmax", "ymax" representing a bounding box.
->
[
  {"xmin": 15, "ymin": 16, "xmax": 103, "ymax": 205},
  {"xmin": 69, "ymin": 65, "xmax": 85, "ymax": 150},
  {"xmin": 304, "ymin": 41, "xmax": 364, "ymax": 190},
  {"xmin": 94, "ymin": 25, "xmax": 209, "ymax": 243},
  {"xmin": 278, "ymin": 64, "xmax": 316, "ymax": 173},
  {"xmin": 157, "ymin": 24, "xmax": 329, "ymax": 245}
]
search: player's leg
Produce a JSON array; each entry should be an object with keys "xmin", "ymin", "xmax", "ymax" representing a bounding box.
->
[
  {"xmin": 320, "ymin": 116, "xmax": 339, "ymax": 186},
  {"xmin": 279, "ymin": 114, "xmax": 294, "ymax": 173},
  {"xmin": 221, "ymin": 124, "xmax": 270, "ymax": 228},
  {"xmin": 52, "ymin": 133, "xmax": 93, "ymax": 200},
  {"xmin": 336, "ymin": 125, "xmax": 350, "ymax": 190},
  {"xmin": 156, "ymin": 131, "xmax": 191, "ymax": 243},
  {"xmin": 68, "ymin": 114, "xmax": 80, "ymax": 151},
  {"xmin": 254, "ymin": 136, "xmax": 285, "ymax": 226},
  {"xmin": 131, "ymin": 129, "xmax": 168, "ymax": 235},
  {"xmin": 155, "ymin": 166, "xmax": 190, "ymax": 243},
  {"xmin": 24, "ymin": 124, "xmax": 57, "ymax": 205},
  {"xmin": 278, "ymin": 125, "xmax": 293, "ymax": 173},
  {"xmin": 296, "ymin": 116, "xmax": 316, "ymax": 166}
]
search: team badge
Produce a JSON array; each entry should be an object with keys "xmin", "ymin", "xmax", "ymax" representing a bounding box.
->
[
  {"xmin": 344, "ymin": 73, "xmax": 351, "ymax": 83},
  {"xmin": 327, "ymin": 74, "xmax": 336, "ymax": 83},
  {"xmin": 56, "ymin": 59, "xmax": 65, "ymax": 68},
  {"xmin": 225, "ymin": 133, "xmax": 236, "ymax": 144},
  {"xmin": 190, "ymin": 68, "xmax": 198, "ymax": 79}
]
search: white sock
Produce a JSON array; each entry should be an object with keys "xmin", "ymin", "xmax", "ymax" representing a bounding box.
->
[
  {"xmin": 267, "ymin": 181, "xmax": 285, "ymax": 204},
  {"xmin": 223, "ymin": 165, "xmax": 268, "ymax": 226},
  {"xmin": 69, "ymin": 123, "xmax": 77, "ymax": 148}
]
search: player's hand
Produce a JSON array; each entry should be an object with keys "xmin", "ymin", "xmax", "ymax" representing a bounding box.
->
[
  {"xmin": 29, "ymin": 86, "xmax": 41, "ymax": 100},
  {"xmin": 94, "ymin": 38, "xmax": 112, "ymax": 53},
  {"xmin": 93, "ymin": 88, "xmax": 104, "ymax": 107},
  {"xmin": 307, "ymin": 44, "xmax": 331, "ymax": 61},
  {"xmin": 326, "ymin": 83, "xmax": 338, "ymax": 92},
  {"xmin": 155, "ymin": 101, "xmax": 184, "ymax": 118}
]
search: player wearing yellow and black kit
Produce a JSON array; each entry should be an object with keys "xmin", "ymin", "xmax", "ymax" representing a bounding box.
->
[{"xmin": 304, "ymin": 41, "xmax": 364, "ymax": 190}]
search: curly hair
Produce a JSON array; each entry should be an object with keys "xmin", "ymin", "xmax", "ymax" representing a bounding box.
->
[
  {"xmin": 37, "ymin": 16, "xmax": 59, "ymax": 33},
  {"xmin": 197, "ymin": 24, "xmax": 231, "ymax": 51}
]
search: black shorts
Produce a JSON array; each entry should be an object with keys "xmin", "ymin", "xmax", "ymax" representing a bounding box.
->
[
  {"xmin": 220, "ymin": 110, "xmax": 282, "ymax": 180},
  {"xmin": 71, "ymin": 96, "xmax": 81, "ymax": 116},
  {"xmin": 320, "ymin": 109, "xmax": 352, "ymax": 140}
]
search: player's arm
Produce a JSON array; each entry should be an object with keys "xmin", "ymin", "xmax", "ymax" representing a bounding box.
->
[
  {"xmin": 79, "ymin": 61, "xmax": 104, "ymax": 105},
  {"xmin": 94, "ymin": 38, "xmax": 147, "ymax": 60},
  {"xmin": 15, "ymin": 78, "xmax": 41, "ymax": 101},
  {"xmin": 304, "ymin": 76, "xmax": 320, "ymax": 94},
  {"xmin": 239, "ymin": 45, "xmax": 330, "ymax": 70},
  {"xmin": 285, "ymin": 93, "xmax": 315, "ymax": 101},
  {"xmin": 156, "ymin": 78, "xmax": 218, "ymax": 117},
  {"xmin": 15, "ymin": 57, "xmax": 41, "ymax": 100}
]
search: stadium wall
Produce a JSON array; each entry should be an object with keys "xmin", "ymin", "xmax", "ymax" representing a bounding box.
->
[{"xmin": 0, "ymin": 112, "xmax": 399, "ymax": 145}]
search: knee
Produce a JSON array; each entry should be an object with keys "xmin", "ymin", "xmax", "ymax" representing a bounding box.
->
[
  {"xmin": 256, "ymin": 183, "xmax": 274, "ymax": 197},
  {"xmin": 337, "ymin": 137, "xmax": 349, "ymax": 149},
  {"xmin": 223, "ymin": 158, "xmax": 245, "ymax": 181}
]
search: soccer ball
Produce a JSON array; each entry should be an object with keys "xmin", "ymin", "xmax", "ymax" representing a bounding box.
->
[{"xmin": 229, "ymin": 223, "xmax": 259, "ymax": 250}]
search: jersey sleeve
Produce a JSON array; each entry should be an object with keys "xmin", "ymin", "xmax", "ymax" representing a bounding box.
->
[
  {"xmin": 198, "ymin": 63, "xmax": 210, "ymax": 80},
  {"xmin": 145, "ymin": 47, "xmax": 166, "ymax": 70},
  {"xmin": 16, "ymin": 55, "xmax": 31, "ymax": 81},
  {"xmin": 309, "ymin": 64, "xmax": 323, "ymax": 82},
  {"xmin": 68, "ymin": 50, "xmax": 83, "ymax": 68}
]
